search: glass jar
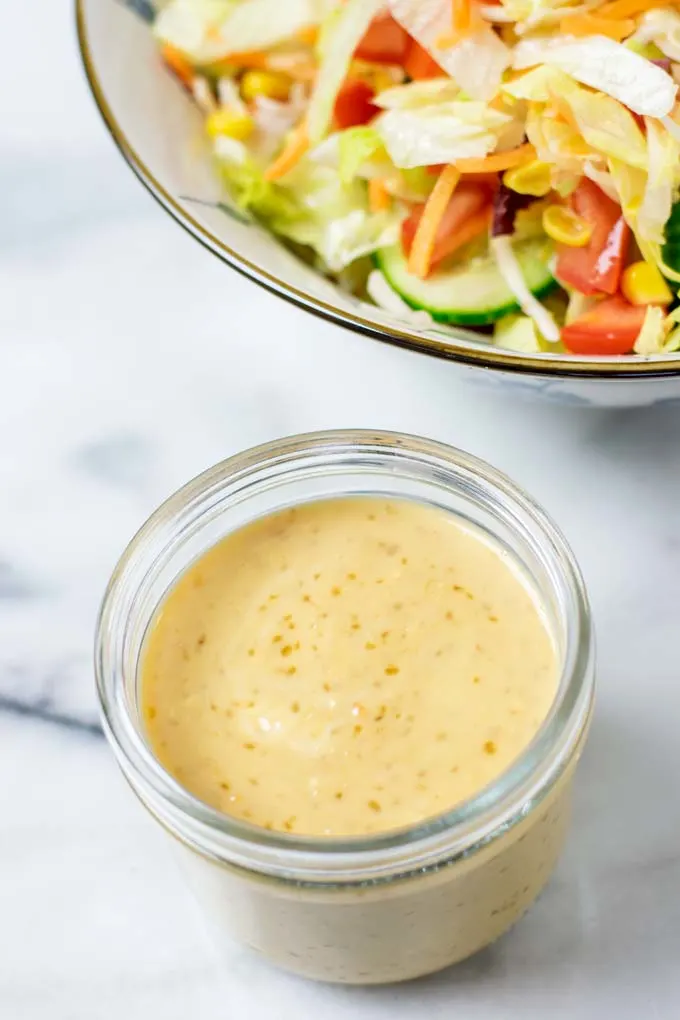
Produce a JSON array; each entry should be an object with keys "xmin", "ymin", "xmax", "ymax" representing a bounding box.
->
[{"xmin": 95, "ymin": 430, "xmax": 594, "ymax": 985}]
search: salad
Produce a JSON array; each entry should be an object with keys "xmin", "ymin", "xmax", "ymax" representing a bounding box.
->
[{"xmin": 153, "ymin": 0, "xmax": 680, "ymax": 356}]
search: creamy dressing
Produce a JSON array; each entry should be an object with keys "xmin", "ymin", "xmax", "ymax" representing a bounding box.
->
[{"xmin": 141, "ymin": 497, "xmax": 557, "ymax": 837}]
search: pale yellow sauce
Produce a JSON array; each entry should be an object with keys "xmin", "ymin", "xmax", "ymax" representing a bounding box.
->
[{"xmin": 141, "ymin": 498, "xmax": 558, "ymax": 836}]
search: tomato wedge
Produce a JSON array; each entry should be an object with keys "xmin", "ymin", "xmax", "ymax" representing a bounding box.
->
[
  {"xmin": 561, "ymin": 295, "xmax": 647, "ymax": 355},
  {"xmin": 402, "ymin": 183, "xmax": 493, "ymax": 269},
  {"xmin": 334, "ymin": 80, "xmax": 379, "ymax": 130},
  {"xmin": 355, "ymin": 13, "xmax": 411, "ymax": 64},
  {"xmin": 555, "ymin": 180, "xmax": 630, "ymax": 295},
  {"xmin": 404, "ymin": 39, "xmax": 444, "ymax": 80}
]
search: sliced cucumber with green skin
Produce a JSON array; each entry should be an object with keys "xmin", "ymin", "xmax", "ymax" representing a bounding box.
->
[
  {"xmin": 375, "ymin": 238, "xmax": 556, "ymax": 326},
  {"xmin": 662, "ymin": 201, "xmax": 680, "ymax": 275}
]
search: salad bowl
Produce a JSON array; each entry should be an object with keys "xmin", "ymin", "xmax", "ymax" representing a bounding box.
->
[{"xmin": 76, "ymin": 0, "xmax": 680, "ymax": 406}]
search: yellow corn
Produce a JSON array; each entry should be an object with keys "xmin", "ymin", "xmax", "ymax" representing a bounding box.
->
[
  {"xmin": 240, "ymin": 69, "xmax": 291, "ymax": 102},
  {"xmin": 621, "ymin": 261, "xmax": 673, "ymax": 305},
  {"xmin": 205, "ymin": 109, "xmax": 254, "ymax": 140},
  {"xmin": 542, "ymin": 205, "xmax": 593, "ymax": 247},
  {"xmin": 503, "ymin": 160, "xmax": 553, "ymax": 198}
]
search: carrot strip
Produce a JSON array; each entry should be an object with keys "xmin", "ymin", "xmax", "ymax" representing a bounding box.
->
[
  {"xmin": 597, "ymin": 0, "xmax": 677, "ymax": 17},
  {"xmin": 407, "ymin": 165, "xmax": 461, "ymax": 278},
  {"xmin": 453, "ymin": 0, "xmax": 473, "ymax": 33},
  {"xmin": 560, "ymin": 12, "xmax": 636, "ymax": 37},
  {"xmin": 296, "ymin": 25, "xmax": 319, "ymax": 46},
  {"xmin": 161, "ymin": 44, "xmax": 194, "ymax": 89},
  {"xmin": 264, "ymin": 121, "xmax": 309, "ymax": 182},
  {"xmin": 455, "ymin": 143, "xmax": 536, "ymax": 174},
  {"xmin": 222, "ymin": 49, "xmax": 270, "ymax": 68},
  {"xmin": 368, "ymin": 178, "xmax": 391, "ymax": 213}
]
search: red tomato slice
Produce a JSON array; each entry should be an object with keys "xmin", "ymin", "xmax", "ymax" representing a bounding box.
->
[
  {"xmin": 355, "ymin": 13, "xmax": 411, "ymax": 64},
  {"xmin": 334, "ymin": 80, "xmax": 379, "ymax": 130},
  {"xmin": 402, "ymin": 183, "xmax": 492, "ymax": 268},
  {"xmin": 561, "ymin": 295, "xmax": 646, "ymax": 355},
  {"xmin": 555, "ymin": 180, "xmax": 630, "ymax": 296},
  {"xmin": 404, "ymin": 40, "xmax": 444, "ymax": 80}
]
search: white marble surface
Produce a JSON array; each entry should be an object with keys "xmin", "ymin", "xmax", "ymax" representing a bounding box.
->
[{"xmin": 3, "ymin": 2, "xmax": 680, "ymax": 1016}]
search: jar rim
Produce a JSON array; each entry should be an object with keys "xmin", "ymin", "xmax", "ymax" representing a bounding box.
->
[{"xmin": 95, "ymin": 429, "xmax": 594, "ymax": 884}]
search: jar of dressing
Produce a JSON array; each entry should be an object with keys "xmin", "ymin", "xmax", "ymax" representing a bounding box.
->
[{"xmin": 96, "ymin": 430, "xmax": 594, "ymax": 984}]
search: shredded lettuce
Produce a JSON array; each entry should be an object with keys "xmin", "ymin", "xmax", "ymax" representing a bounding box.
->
[
  {"xmin": 219, "ymin": 155, "xmax": 401, "ymax": 271},
  {"xmin": 155, "ymin": 0, "xmax": 327, "ymax": 64},
  {"xmin": 513, "ymin": 36, "xmax": 677, "ymax": 116},
  {"xmin": 491, "ymin": 236, "xmax": 560, "ymax": 342},
  {"xmin": 559, "ymin": 81, "xmax": 648, "ymax": 170},
  {"xmin": 494, "ymin": 315, "xmax": 544, "ymax": 352},
  {"xmin": 388, "ymin": 0, "xmax": 511, "ymax": 100},
  {"xmin": 633, "ymin": 305, "xmax": 668, "ymax": 355},
  {"xmin": 337, "ymin": 127, "xmax": 384, "ymax": 184},
  {"xmin": 639, "ymin": 118, "xmax": 680, "ymax": 244},
  {"xmin": 629, "ymin": 9, "xmax": 680, "ymax": 63},
  {"xmin": 376, "ymin": 101, "xmax": 512, "ymax": 169},
  {"xmin": 307, "ymin": 0, "xmax": 384, "ymax": 144},
  {"xmin": 375, "ymin": 79, "xmax": 462, "ymax": 110}
]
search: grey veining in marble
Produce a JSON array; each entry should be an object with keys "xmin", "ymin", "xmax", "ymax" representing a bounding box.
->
[{"xmin": 3, "ymin": 1, "xmax": 680, "ymax": 1017}]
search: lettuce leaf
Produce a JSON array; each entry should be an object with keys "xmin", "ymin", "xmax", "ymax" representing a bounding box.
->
[
  {"xmin": 155, "ymin": 0, "xmax": 328, "ymax": 64},
  {"xmin": 307, "ymin": 0, "xmax": 384, "ymax": 143},
  {"xmin": 629, "ymin": 9, "xmax": 680, "ymax": 63},
  {"xmin": 376, "ymin": 101, "xmax": 511, "ymax": 169},
  {"xmin": 338, "ymin": 126, "xmax": 384, "ymax": 184},
  {"xmin": 388, "ymin": 0, "xmax": 511, "ymax": 100},
  {"xmin": 633, "ymin": 304, "xmax": 667, "ymax": 355},
  {"xmin": 220, "ymin": 156, "xmax": 401, "ymax": 271},
  {"xmin": 559, "ymin": 80, "xmax": 648, "ymax": 170},
  {"xmin": 513, "ymin": 35, "xmax": 677, "ymax": 116},
  {"xmin": 639, "ymin": 118, "xmax": 680, "ymax": 244}
]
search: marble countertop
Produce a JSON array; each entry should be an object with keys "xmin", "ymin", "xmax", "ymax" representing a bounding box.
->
[{"xmin": 4, "ymin": 2, "xmax": 680, "ymax": 1016}]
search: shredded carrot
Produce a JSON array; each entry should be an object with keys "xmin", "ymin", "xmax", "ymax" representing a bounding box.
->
[
  {"xmin": 264, "ymin": 121, "xmax": 309, "ymax": 182},
  {"xmin": 223, "ymin": 50, "xmax": 271, "ymax": 69},
  {"xmin": 597, "ymin": 0, "xmax": 677, "ymax": 17},
  {"xmin": 161, "ymin": 44, "xmax": 194, "ymax": 89},
  {"xmin": 368, "ymin": 178, "xmax": 392, "ymax": 213},
  {"xmin": 408, "ymin": 165, "xmax": 461, "ymax": 278},
  {"xmin": 437, "ymin": 0, "xmax": 477, "ymax": 45},
  {"xmin": 455, "ymin": 143, "xmax": 536, "ymax": 174},
  {"xmin": 297, "ymin": 25, "xmax": 320, "ymax": 46},
  {"xmin": 453, "ymin": 0, "xmax": 474, "ymax": 33},
  {"xmin": 560, "ymin": 12, "xmax": 636, "ymax": 37}
]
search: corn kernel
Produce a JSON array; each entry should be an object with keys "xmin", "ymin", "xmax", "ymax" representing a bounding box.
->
[
  {"xmin": 205, "ymin": 109, "xmax": 254, "ymax": 141},
  {"xmin": 503, "ymin": 160, "xmax": 552, "ymax": 197},
  {"xmin": 542, "ymin": 205, "xmax": 593, "ymax": 247},
  {"xmin": 621, "ymin": 261, "xmax": 673, "ymax": 306},
  {"xmin": 240, "ymin": 69, "xmax": 291, "ymax": 102}
]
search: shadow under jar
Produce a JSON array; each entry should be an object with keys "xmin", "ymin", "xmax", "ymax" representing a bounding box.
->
[{"xmin": 95, "ymin": 430, "xmax": 594, "ymax": 984}]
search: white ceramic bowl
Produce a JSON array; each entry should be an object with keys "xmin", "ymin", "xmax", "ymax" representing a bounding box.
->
[{"xmin": 77, "ymin": 0, "xmax": 680, "ymax": 406}]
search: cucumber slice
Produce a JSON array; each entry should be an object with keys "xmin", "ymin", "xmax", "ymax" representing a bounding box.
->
[
  {"xmin": 662, "ymin": 200, "xmax": 680, "ymax": 275},
  {"xmin": 375, "ymin": 238, "xmax": 556, "ymax": 326}
]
